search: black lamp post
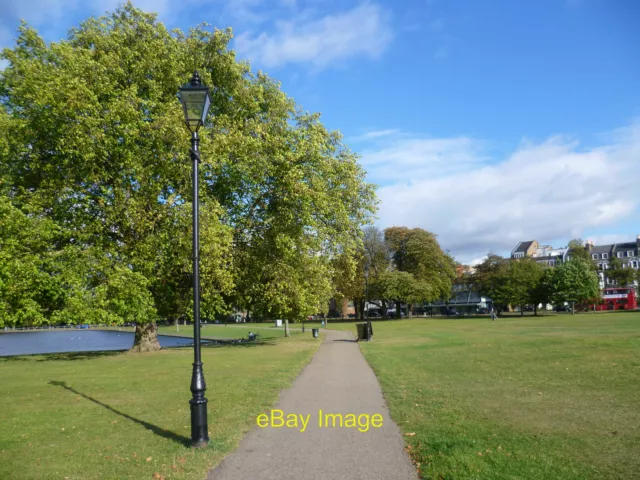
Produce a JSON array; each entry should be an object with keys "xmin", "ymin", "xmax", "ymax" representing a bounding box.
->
[
  {"xmin": 178, "ymin": 70, "xmax": 212, "ymax": 448},
  {"xmin": 364, "ymin": 261, "xmax": 371, "ymax": 341}
]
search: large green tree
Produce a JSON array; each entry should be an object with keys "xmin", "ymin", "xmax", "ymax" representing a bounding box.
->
[
  {"xmin": 472, "ymin": 254, "xmax": 509, "ymax": 309},
  {"xmin": 384, "ymin": 227, "xmax": 455, "ymax": 317},
  {"xmin": 549, "ymin": 258, "xmax": 600, "ymax": 314},
  {"xmin": 0, "ymin": 4, "xmax": 375, "ymax": 345},
  {"xmin": 499, "ymin": 259, "xmax": 546, "ymax": 316}
]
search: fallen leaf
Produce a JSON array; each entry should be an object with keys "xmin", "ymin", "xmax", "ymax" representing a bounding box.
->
[
  {"xmin": 146, "ymin": 457, "xmax": 152, "ymax": 462},
  {"xmin": 404, "ymin": 432, "xmax": 416, "ymax": 436},
  {"xmin": 152, "ymin": 473, "xmax": 165, "ymax": 480},
  {"xmin": 477, "ymin": 452, "xmax": 483, "ymax": 456}
]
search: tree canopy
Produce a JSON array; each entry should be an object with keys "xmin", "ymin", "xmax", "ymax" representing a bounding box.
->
[
  {"xmin": 549, "ymin": 258, "xmax": 600, "ymax": 310},
  {"xmin": 0, "ymin": 3, "xmax": 376, "ymax": 343}
]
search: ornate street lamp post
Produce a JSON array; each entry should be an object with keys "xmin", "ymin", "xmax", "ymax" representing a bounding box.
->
[{"xmin": 178, "ymin": 70, "xmax": 212, "ymax": 448}]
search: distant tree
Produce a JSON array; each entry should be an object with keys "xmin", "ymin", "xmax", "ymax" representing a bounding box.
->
[
  {"xmin": 362, "ymin": 226, "xmax": 391, "ymax": 315},
  {"xmin": 384, "ymin": 227, "xmax": 455, "ymax": 317},
  {"xmin": 377, "ymin": 270, "xmax": 431, "ymax": 315},
  {"xmin": 503, "ymin": 259, "xmax": 546, "ymax": 316},
  {"xmin": 549, "ymin": 258, "xmax": 600, "ymax": 314},
  {"xmin": 567, "ymin": 239, "xmax": 592, "ymax": 263},
  {"xmin": 472, "ymin": 254, "xmax": 508, "ymax": 309},
  {"xmin": 531, "ymin": 268, "xmax": 554, "ymax": 315},
  {"xmin": 607, "ymin": 255, "xmax": 637, "ymax": 287},
  {"xmin": 333, "ymin": 226, "xmax": 389, "ymax": 320}
]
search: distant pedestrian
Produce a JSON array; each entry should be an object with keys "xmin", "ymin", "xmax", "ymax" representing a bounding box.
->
[{"xmin": 490, "ymin": 307, "xmax": 497, "ymax": 321}]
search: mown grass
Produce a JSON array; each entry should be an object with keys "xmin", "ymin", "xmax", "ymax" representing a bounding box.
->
[
  {"xmin": 0, "ymin": 335, "xmax": 320, "ymax": 480},
  {"xmin": 155, "ymin": 322, "xmax": 306, "ymax": 341},
  {"xmin": 332, "ymin": 313, "xmax": 640, "ymax": 479}
]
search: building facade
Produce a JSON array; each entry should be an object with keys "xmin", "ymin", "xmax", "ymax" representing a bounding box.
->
[
  {"xmin": 511, "ymin": 235, "xmax": 640, "ymax": 290},
  {"xmin": 587, "ymin": 237, "xmax": 640, "ymax": 289}
]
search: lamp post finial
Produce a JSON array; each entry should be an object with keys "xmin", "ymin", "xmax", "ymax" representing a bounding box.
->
[{"xmin": 191, "ymin": 70, "xmax": 201, "ymax": 86}]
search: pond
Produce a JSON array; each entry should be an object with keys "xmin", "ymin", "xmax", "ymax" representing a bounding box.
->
[{"xmin": 0, "ymin": 330, "xmax": 205, "ymax": 357}]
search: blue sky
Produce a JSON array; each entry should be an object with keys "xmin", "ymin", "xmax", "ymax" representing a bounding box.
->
[{"xmin": 1, "ymin": 0, "xmax": 639, "ymax": 263}]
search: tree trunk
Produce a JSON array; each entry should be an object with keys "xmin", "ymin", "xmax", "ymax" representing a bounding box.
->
[
  {"xmin": 520, "ymin": 306, "xmax": 524, "ymax": 316},
  {"xmin": 381, "ymin": 300, "xmax": 387, "ymax": 318},
  {"xmin": 534, "ymin": 305, "xmax": 538, "ymax": 316},
  {"xmin": 130, "ymin": 322, "xmax": 161, "ymax": 353},
  {"xmin": 395, "ymin": 301, "xmax": 401, "ymax": 319},
  {"xmin": 284, "ymin": 320, "xmax": 290, "ymax": 337},
  {"xmin": 407, "ymin": 303, "xmax": 413, "ymax": 318}
]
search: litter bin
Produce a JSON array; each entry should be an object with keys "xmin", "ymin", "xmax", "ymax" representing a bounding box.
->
[
  {"xmin": 312, "ymin": 328, "xmax": 319, "ymax": 338},
  {"xmin": 356, "ymin": 322, "xmax": 372, "ymax": 341}
]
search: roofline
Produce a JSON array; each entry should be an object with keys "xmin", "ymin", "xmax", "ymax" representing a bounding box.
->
[{"xmin": 511, "ymin": 241, "xmax": 523, "ymax": 254}]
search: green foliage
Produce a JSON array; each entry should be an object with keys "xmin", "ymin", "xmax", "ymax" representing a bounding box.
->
[
  {"xmin": 0, "ymin": 196, "xmax": 64, "ymax": 327},
  {"xmin": 474, "ymin": 257, "xmax": 545, "ymax": 311},
  {"xmin": 384, "ymin": 227, "xmax": 456, "ymax": 302},
  {"xmin": 0, "ymin": 3, "xmax": 375, "ymax": 329},
  {"xmin": 378, "ymin": 270, "xmax": 432, "ymax": 305},
  {"xmin": 472, "ymin": 254, "xmax": 509, "ymax": 303},
  {"xmin": 549, "ymin": 258, "xmax": 600, "ymax": 306},
  {"xmin": 567, "ymin": 238, "xmax": 592, "ymax": 263},
  {"xmin": 502, "ymin": 259, "xmax": 546, "ymax": 310},
  {"xmin": 606, "ymin": 255, "xmax": 637, "ymax": 287}
]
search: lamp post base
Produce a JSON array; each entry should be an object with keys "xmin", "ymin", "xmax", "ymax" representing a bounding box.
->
[{"xmin": 189, "ymin": 399, "xmax": 209, "ymax": 448}]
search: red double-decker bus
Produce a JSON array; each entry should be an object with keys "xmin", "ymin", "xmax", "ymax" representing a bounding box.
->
[{"xmin": 595, "ymin": 287, "xmax": 638, "ymax": 311}]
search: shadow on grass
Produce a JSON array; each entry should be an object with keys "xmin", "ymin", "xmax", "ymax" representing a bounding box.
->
[
  {"xmin": 207, "ymin": 341, "xmax": 279, "ymax": 348},
  {"xmin": 40, "ymin": 350, "xmax": 124, "ymax": 361},
  {"xmin": 0, "ymin": 350, "xmax": 124, "ymax": 362},
  {"xmin": 48, "ymin": 380, "xmax": 190, "ymax": 447}
]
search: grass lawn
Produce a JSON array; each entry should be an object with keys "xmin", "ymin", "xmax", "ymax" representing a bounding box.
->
[
  {"xmin": 332, "ymin": 312, "xmax": 640, "ymax": 479},
  {"xmin": 0, "ymin": 334, "xmax": 321, "ymax": 480},
  {"xmin": 154, "ymin": 322, "xmax": 306, "ymax": 341}
]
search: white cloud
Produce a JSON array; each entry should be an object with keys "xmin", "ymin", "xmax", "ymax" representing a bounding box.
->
[
  {"xmin": 585, "ymin": 234, "xmax": 638, "ymax": 246},
  {"xmin": 350, "ymin": 129, "xmax": 401, "ymax": 142},
  {"xmin": 2, "ymin": 0, "xmax": 81, "ymax": 26},
  {"xmin": 234, "ymin": 2, "xmax": 393, "ymax": 69},
  {"xmin": 360, "ymin": 134, "xmax": 488, "ymax": 183},
  {"xmin": 360, "ymin": 122, "xmax": 640, "ymax": 264}
]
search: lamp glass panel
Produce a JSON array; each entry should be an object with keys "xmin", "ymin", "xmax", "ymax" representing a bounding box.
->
[
  {"xmin": 201, "ymin": 94, "xmax": 211, "ymax": 123},
  {"xmin": 180, "ymin": 89, "xmax": 207, "ymax": 125}
]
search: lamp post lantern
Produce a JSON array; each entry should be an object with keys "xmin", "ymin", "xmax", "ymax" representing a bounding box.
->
[{"xmin": 178, "ymin": 70, "xmax": 212, "ymax": 448}]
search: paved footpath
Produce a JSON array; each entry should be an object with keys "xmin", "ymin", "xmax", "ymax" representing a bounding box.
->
[{"xmin": 207, "ymin": 329, "xmax": 417, "ymax": 480}]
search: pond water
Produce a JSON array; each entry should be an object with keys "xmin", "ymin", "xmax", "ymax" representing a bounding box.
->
[{"xmin": 0, "ymin": 330, "xmax": 203, "ymax": 356}]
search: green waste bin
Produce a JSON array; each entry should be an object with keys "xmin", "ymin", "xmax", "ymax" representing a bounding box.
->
[{"xmin": 356, "ymin": 322, "xmax": 372, "ymax": 341}]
